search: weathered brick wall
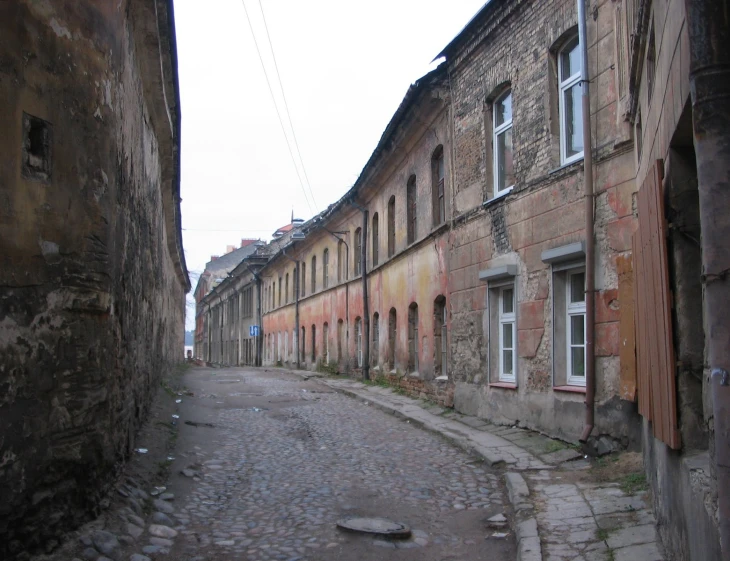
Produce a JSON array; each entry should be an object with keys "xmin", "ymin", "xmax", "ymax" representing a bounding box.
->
[
  {"xmin": 445, "ymin": 0, "xmax": 638, "ymax": 443},
  {"xmin": 0, "ymin": 1, "xmax": 187, "ymax": 556}
]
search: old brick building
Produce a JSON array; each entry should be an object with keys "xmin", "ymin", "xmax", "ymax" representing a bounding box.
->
[
  {"xmin": 259, "ymin": 66, "xmax": 455, "ymax": 406},
  {"xmin": 0, "ymin": 1, "xmax": 188, "ymax": 556}
]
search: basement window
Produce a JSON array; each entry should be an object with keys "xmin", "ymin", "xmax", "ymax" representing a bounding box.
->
[{"xmin": 22, "ymin": 113, "xmax": 52, "ymax": 182}]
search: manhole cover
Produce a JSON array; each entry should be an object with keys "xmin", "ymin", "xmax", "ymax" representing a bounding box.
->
[{"xmin": 336, "ymin": 517, "xmax": 411, "ymax": 539}]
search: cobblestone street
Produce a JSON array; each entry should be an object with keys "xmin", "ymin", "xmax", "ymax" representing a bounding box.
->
[{"xmin": 165, "ymin": 366, "xmax": 516, "ymax": 560}]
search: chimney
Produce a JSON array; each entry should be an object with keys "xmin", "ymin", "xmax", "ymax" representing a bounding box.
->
[
  {"xmin": 226, "ymin": 245, "xmax": 236, "ymax": 253},
  {"xmin": 211, "ymin": 255, "xmax": 219, "ymax": 261}
]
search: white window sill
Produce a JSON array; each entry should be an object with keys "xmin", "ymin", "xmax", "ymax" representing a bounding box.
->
[
  {"xmin": 482, "ymin": 186, "xmax": 513, "ymax": 207},
  {"xmin": 435, "ymin": 375, "xmax": 449, "ymax": 382}
]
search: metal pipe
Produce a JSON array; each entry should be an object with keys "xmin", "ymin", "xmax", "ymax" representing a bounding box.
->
[{"xmin": 577, "ymin": 0, "xmax": 596, "ymax": 443}]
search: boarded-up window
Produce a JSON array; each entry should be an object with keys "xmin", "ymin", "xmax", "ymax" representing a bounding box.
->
[{"xmin": 632, "ymin": 160, "xmax": 681, "ymax": 449}]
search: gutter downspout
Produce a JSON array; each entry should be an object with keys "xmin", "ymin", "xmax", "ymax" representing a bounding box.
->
[
  {"xmin": 683, "ymin": 1, "xmax": 730, "ymax": 556},
  {"xmin": 578, "ymin": 0, "xmax": 596, "ymax": 443},
  {"xmin": 349, "ymin": 200, "xmax": 370, "ymax": 381}
]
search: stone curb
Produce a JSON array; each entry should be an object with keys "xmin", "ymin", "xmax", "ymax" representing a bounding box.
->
[
  {"xmin": 505, "ymin": 472, "xmax": 543, "ymax": 561},
  {"xmin": 320, "ymin": 380, "xmax": 508, "ymax": 467}
]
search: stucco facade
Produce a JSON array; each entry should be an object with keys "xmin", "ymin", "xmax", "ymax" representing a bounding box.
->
[
  {"xmin": 441, "ymin": 0, "xmax": 639, "ymax": 446},
  {"xmin": 0, "ymin": 1, "xmax": 188, "ymax": 556}
]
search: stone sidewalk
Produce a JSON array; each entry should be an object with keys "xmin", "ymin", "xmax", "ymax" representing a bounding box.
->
[{"xmin": 308, "ymin": 374, "xmax": 665, "ymax": 561}]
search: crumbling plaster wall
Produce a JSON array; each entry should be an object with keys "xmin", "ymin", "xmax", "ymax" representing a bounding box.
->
[
  {"xmin": 0, "ymin": 1, "xmax": 187, "ymax": 556},
  {"xmin": 446, "ymin": 0, "xmax": 638, "ymax": 443}
]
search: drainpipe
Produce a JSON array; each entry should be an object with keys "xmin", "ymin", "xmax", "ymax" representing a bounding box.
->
[
  {"xmin": 282, "ymin": 248, "xmax": 301, "ymax": 370},
  {"xmin": 349, "ymin": 200, "xmax": 370, "ymax": 381},
  {"xmin": 683, "ymin": 1, "xmax": 730, "ymax": 556},
  {"xmin": 578, "ymin": 0, "xmax": 596, "ymax": 443}
]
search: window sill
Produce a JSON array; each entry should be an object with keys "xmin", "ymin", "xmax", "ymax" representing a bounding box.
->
[
  {"xmin": 482, "ymin": 187, "xmax": 513, "ymax": 208},
  {"xmin": 553, "ymin": 385, "xmax": 586, "ymax": 394},
  {"xmin": 548, "ymin": 157, "xmax": 584, "ymax": 175},
  {"xmin": 489, "ymin": 382, "xmax": 517, "ymax": 390}
]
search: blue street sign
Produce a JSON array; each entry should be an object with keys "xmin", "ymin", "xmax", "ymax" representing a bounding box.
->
[{"xmin": 250, "ymin": 325, "xmax": 259, "ymax": 337}]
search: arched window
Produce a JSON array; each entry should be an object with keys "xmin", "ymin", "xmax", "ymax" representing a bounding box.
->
[
  {"xmin": 301, "ymin": 262, "xmax": 306, "ymax": 297},
  {"xmin": 387, "ymin": 196, "xmax": 396, "ymax": 258},
  {"xmin": 278, "ymin": 276, "xmax": 282, "ymax": 307},
  {"xmin": 493, "ymin": 90, "xmax": 514, "ymax": 195},
  {"xmin": 372, "ymin": 312, "xmax": 380, "ymax": 366},
  {"xmin": 337, "ymin": 240, "xmax": 346, "ymax": 282},
  {"xmin": 354, "ymin": 227, "xmax": 362, "ymax": 276},
  {"xmin": 407, "ymin": 175, "xmax": 417, "ymax": 244},
  {"xmin": 311, "ymin": 255, "xmax": 317, "ymax": 294},
  {"xmin": 431, "ymin": 146, "xmax": 445, "ymax": 226},
  {"xmin": 300, "ymin": 326, "xmax": 306, "ymax": 363},
  {"xmin": 311, "ymin": 324, "xmax": 316, "ymax": 362},
  {"xmin": 408, "ymin": 303, "xmax": 419, "ymax": 373},
  {"xmin": 372, "ymin": 213, "xmax": 379, "ymax": 267},
  {"xmin": 388, "ymin": 308, "xmax": 397, "ymax": 371},
  {"xmin": 434, "ymin": 296, "xmax": 447, "ymax": 377},
  {"xmin": 559, "ymin": 34, "xmax": 583, "ymax": 164},
  {"xmin": 337, "ymin": 319, "xmax": 344, "ymax": 362},
  {"xmin": 323, "ymin": 322, "xmax": 329, "ymax": 363},
  {"xmin": 323, "ymin": 248, "xmax": 329, "ymax": 288},
  {"xmin": 355, "ymin": 317, "xmax": 363, "ymax": 367},
  {"xmin": 285, "ymin": 273, "xmax": 289, "ymax": 304}
]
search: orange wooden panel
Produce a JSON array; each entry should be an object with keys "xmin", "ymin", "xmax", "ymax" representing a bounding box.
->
[{"xmin": 617, "ymin": 254, "xmax": 637, "ymax": 401}]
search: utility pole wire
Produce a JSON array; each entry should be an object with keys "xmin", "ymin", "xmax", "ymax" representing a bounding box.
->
[
  {"xmin": 257, "ymin": 0, "xmax": 318, "ymax": 212},
  {"xmin": 240, "ymin": 0, "xmax": 314, "ymax": 215}
]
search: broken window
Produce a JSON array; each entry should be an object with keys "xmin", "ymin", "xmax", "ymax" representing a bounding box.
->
[{"xmin": 22, "ymin": 112, "xmax": 52, "ymax": 182}]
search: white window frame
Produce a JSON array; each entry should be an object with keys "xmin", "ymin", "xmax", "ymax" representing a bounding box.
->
[
  {"xmin": 566, "ymin": 268, "xmax": 587, "ymax": 386},
  {"xmin": 498, "ymin": 285, "xmax": 516, "ymax": 383},
  {"xmin": 559, "ymin": 36, "xmax": 584, "ymax": 165},
  {"xmin": 493, "ymin": 90, "xmax": 514, "ymax": 196}
]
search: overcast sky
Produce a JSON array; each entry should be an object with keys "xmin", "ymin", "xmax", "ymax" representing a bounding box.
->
[{"xmin": 175, "ymin": 0, "xmax": 487, "ymax": 329}]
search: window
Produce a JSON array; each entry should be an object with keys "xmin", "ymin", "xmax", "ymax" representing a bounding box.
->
[
  {"xmin": 272, "ymin": 281, "xmax": 276, "ymax": 309},
  {"xmin": 22, "ymin": 113, "xmax": 53, "ymax": 182},
  {"xmin": 354, "ymin": 227, "xmax": 362, "ymax": 276},
  {"xmin": 292, "ymin": 267, "xmax": 297, "ymax": 301},
  {"xmin": 311, "ymin": 256, "xmax": 317, "ymax": 294},
  {"xmin": 311, "ymin": 324, "xmax": 316, "ymax": 362},
  {"xmin": 493, "ymin": 91, "xmax": 515, "ymax": 195},
  {"xmin": 387, "ymin": 196, "xmax": 396, "ymax": 257},
  {"xmin": 323, "ymin": 248, "xmax": 329, "ymax": 288},
  {"xmin": 355, "ymin": 317, "xmax": 363, "ymax": 367},
  {"xmin": 278, "ymin": 276, "xmax": 282, "ymax": 307},
  {"xmin": 337, "ymin": 319, "xmax": 344, "ymax": 361},
  {"xmin": 408, "ymin": 303, "xmax": 419, "ymax": 373},
  {"xmin": 559, "ymin": 35, "xmax": 583, "ymax": 164},
  {"xmin": 388, "ymin": 308, "xmax": 397, "ymax": 370},
  {"xmin": 285, "ymin": 273, "xmax": 289, "ymax": 304},
  {"xmin": 646, "ymin": 23, "xmax": 656, "ymax": 105},
  {"xmin": 372, "ymin": 312, "xmax": 379, "ymax": 366},
  {"xmin": 372, "ymin": 213, "xmax": 379, "ymax": 267},
  {"xmin": 323, "ymin": 322, "xmax": 329, "ymax": 363},
  {"xmin": 407, "ymin": 175, "xmax": 417, "ymax": 244},
  {"xmin": 300, "ymin": 326, "xmax": 306, "ymax": 363},
  {"xmin": 338, "ymin": 240, "xmax": 348, "ymax": 282},
  {"xmin": 301, "ymin": 262, "xmax": 306, "ymax": 297},
  {"xmin": 566, "ymin": 269, "xmax": 586, "ymax": 385},
  {"xmin": 432, "ymin": 146, "xmax": 445, "ymax": 226},
  {"xmin": 434, "ymin": 296, "xmax": 447, "ymax": 377},
  {"xmin": 498, "ymin": 286, "xmax": 516, "ymax": 382}
]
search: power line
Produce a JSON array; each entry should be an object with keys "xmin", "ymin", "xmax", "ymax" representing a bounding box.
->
[
  {"xmin": 257, "ymin": 0, "xmax": 318, "ymax": 212},
  {"xmin": 240, "ymin": 0, "xmax": 315, "ymax": 215}
]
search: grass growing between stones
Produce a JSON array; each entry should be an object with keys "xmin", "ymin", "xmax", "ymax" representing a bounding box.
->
[{"xmin": 619, "ymin": 472, "xmax": 647, "ymax": 495}]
